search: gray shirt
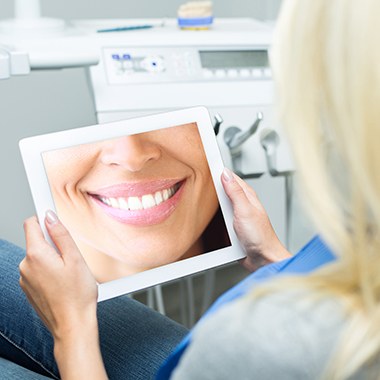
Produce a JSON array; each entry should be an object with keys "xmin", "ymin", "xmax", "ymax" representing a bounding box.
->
[{"xmin": 171, "ymin": 290, "xmax": 378, "ymax": 379}]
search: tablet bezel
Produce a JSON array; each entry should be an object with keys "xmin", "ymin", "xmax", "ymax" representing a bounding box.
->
[{"xmin": 19, "ymin": 106, "xmax": 245, "ymax": 302}]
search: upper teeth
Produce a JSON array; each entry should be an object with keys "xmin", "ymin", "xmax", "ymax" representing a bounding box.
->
[{"xmin": 98, "ymin": 185, "xmax": 178, "ymax": 211}]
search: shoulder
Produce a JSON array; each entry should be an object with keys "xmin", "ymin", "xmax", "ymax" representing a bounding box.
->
[{"xmin": 172, "ymin": 289, "xmax": 346, "ymax": 380}]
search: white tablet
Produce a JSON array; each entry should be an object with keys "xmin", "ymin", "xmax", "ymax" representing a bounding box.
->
[{"xmin": 19, "ymin": 106, "xmax": 245, "ymax": 302}]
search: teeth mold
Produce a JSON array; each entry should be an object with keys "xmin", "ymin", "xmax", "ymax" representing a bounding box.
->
[{"xmin": 177, "ymin": 1, "xmax": 213, "ymax": 30}]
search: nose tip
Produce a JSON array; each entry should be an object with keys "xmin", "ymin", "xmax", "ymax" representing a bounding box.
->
[{"xmin": 100, "ymin": 135, "xmax": 161, "ymax": 172}]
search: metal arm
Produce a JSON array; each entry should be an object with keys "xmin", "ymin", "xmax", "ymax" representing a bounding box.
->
[{"xmin": 0, "ymin": 44, "xmax": 30, "ymax": 79}]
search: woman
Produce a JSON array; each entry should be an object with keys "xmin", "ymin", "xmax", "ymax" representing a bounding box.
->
[
  {"xmin": 2, "ymin": 0, "xmax": 380, "ymax": 378},
  {"xmin": 42, "ymin": 122, "xmax": 229, "ymax": 282}
]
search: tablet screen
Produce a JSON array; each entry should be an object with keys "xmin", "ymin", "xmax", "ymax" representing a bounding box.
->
[
  {"xmin": 20, "ymin": 107, "xmax": 244, "ymax": 301},
  {"xmin": 41, "ymin": 122, "xmax": 231, "ymax": 283}
]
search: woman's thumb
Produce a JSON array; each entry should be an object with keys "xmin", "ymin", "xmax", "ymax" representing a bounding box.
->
[
  {"xmin": 45, "ymin": 210, "xmax": 81, "ymax": 261},
  {"xmin": 221, "ymin": 168, "xmax": 251, "ymax": 216}
]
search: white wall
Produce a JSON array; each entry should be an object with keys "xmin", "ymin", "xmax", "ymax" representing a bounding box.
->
[
  {"xmin": 0, "ymin": 0, "xmax": 306, "ymax": 250},
  {"xmin": 1, "ymin": 0, "xmax": 282, "ymax": 21},
  {"xmin": 0, "ymin": 70, "xmax": 96, "ymax": 246}
]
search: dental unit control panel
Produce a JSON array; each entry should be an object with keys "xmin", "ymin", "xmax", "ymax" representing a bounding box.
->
[
  {"xmin": 72, "ymin": 18, "xmax": 294, "ymax": 179},
  {"xmin": 104, "ymin": 47, "xmax": 271, "ymax": 84}
]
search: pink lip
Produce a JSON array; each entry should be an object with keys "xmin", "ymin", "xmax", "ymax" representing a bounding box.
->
[{"xmin": 89, "ymin": 180, "xmax": 185, "ymax": 226}]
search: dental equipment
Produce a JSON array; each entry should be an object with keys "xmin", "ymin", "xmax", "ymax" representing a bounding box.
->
[
  {"xmin": 0, "ymin": 44, "xmax": 30, "ymax": 79},
  {"xmin": 260, "ymin": 128, "xmax": 281, "ymax": 176},
  {"xmin": 260, "ymin": 128, "xmax": 294, "ymax": 248},
  {"xmin": 213, "ymin": 113, "xmax": 223, "ymax": 136},
  {"xmin": 224, "ymin": 111, "xmax": 263, "ymax": 157},
  {"xmin": 0, "ymin": 0, "xmax": 65, "ymax": 36},
  {"xmin": 0, "ymin": 0, "xmax": 99, "ymax": 70},
  {"xmin": 177, "ymin": 1, "xmax": 214, "ymax": 30},
  {"xmin": 97, "ymin": 21, "xmax": 166, "ymax": 33},
  {"xmin": 0, "ymin": 48, "xmax": 10, "ymax": 80},
  {"xmin": 223, "ymin": 112, "xmax": 264, "ymax": 178}
]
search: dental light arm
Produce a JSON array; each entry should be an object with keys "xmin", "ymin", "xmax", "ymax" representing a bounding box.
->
[
  {"xmin": 0, "ymin": 44, "xmax": 30, "ymax": 79},
  {"xmin": 0, "ymin": 48, "xmax": 10, "ymax": 79},
  {"xmin": 1, "ymin": 0, "xmax": 65, "ymax": 36},
  {"xmin": 0, "ymin": 0, "xmax": 99, "ymax": 70},
  {"xmin": 15, "ymin": 0, "xmax": 41, "ymax": 19}
]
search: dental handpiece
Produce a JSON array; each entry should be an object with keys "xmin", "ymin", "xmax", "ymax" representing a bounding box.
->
[
  {"xmin": 260, "ymin": 128, "xmax": 280, "ymax": 176},
  {"xmin": 229, "ymin": 112, "xmax": 263, "ymax": 151},
  {"xmin": 224, "ymin": 112, "xmax": 264, "ymax": 157}
]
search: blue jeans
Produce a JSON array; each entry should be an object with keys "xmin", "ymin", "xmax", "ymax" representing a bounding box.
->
[{"xmin": 0, "ymin": 239, "xmax": 188, "ymax": 379}]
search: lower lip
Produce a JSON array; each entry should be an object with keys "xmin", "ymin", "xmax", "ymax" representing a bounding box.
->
[{"xmin": 90, "ymin": 182, "xmax": 185, "ymax": 226}]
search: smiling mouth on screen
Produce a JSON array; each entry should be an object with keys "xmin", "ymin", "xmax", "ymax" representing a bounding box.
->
[{"xmin": 88, "ymin": 180, "xmax": 185, "ymax": 226}]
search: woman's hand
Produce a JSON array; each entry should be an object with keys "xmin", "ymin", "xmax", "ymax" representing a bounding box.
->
[
  {"xmin": 20, "ymin": 211, "xmax": 107, "ymax": 380},
  {"xmin": 221, "ymin": 168, "xmax": 291, "ymax": 272},
  {"xmin": 20, "ymin": 211, "xmax": 98, "ymax": 339}
]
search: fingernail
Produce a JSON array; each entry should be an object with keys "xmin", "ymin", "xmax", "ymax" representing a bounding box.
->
[
  {"xmin": 46, "ymin": 210, "xmax": 58, "ymax": 225},
  {"xmin": 222, "ymin": 167, "xmax": 234, "ymax": 182}
]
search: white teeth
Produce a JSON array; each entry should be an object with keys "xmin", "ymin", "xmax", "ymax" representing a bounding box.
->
[
  {"xmin": 142, "ymin": 194, "xmax": 156, "ymax": 209},
  {"xmin": 119, "ymin": 197, "xmax": 129, "ymax": 210},
  {"xmin": 128, "ymin": 196, "xmax": 143, "ymax": 210},
  {"xmin": 154, "ymin": 191, "xmax": 163, "ymax": 205},
  {"xmin": 101, "ymin": 197, "xmax": 111, "ymax": 206},
  {"xmin": 110, "ymin": 197, "xmax": 119, "ymax": 208},
  {"xmin": 98, "ymin": 184, "xmax": 179, "ymax": 210},
  {"xmin": 162, "ymin": 189, "xmax": 169, "ymax": 201}
]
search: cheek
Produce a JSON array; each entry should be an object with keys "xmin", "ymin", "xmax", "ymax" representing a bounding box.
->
[
  {"xmin": 202, "ymin": 179, "xmax": 219, "ymax": 217},
  {"xmin": 45, "ymin": 160, "xmax": 91, "ymax": 198},
  {"xmin": 169, "ymin": 136, "xmax": 208, "ymax": 175},
  {"xmin": 191, "ymin": 158, "xmax": 218, "ymax": 216},
  {"xmin": 194, "ymin": 156, "xmax": 213, "ymax": 184},
  {"xmin": 43, "ymin": 146, "xmax": 100, "ymax": 195}
]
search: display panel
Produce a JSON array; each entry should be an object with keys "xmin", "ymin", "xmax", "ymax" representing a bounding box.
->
[
  {"xmin": 41, "ymin": 124, "xmax": 231, "ymax": 284},
  {"xmin": 19, "ymin": 107, "xmax": 245, "ymax": 302},
  {"xmin": 199, "ymin": 50, "xmax": 268, "ymax": 69}
]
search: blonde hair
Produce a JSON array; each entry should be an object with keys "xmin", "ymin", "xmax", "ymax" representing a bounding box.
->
[{"xmin": 259, "ymin": 0, "xmax": 380, "ymax": 378}]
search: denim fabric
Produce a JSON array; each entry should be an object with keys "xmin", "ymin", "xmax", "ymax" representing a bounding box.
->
[
  {"xmin": 0, "ymin": 357, "xmax": 51, "ymax": 379},
  {"xmin": 0, "ymin": 239, "xmax": 188, "ymax": 380}
]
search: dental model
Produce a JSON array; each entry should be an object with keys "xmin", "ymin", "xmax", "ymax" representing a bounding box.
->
[{"xmin": 177, "ymin": 1, "xmax": 213, "ymax": 30}]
